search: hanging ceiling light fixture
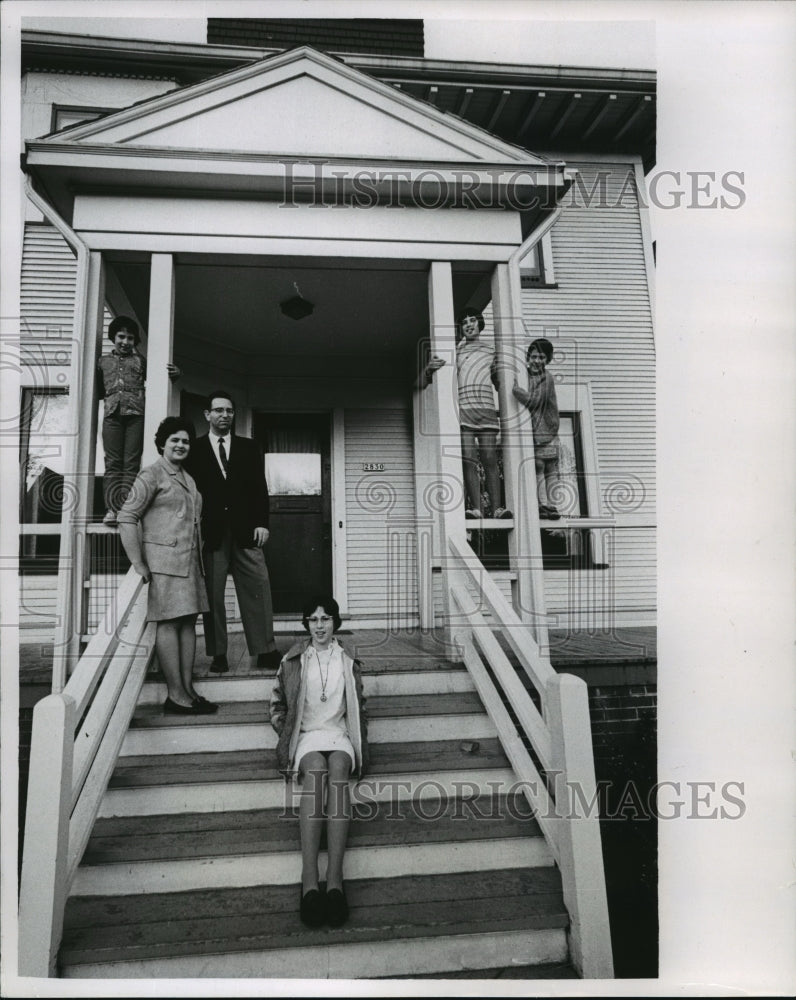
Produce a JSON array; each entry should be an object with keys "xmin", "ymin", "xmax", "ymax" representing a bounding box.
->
[{"xmin": 280, "ymin": 281, "xmax": 314, "ymax": 320}]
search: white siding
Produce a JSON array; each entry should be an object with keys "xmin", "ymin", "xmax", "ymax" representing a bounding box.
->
[
  {"xmin": 345, "ymin": 408, "xmax": 417, "ymax": 622},
  {"xmin": 523, "ymin": 161, "xmax": 656, "ymax": 624},
  {"xmin": 20, "ymin": 223, "xmax": 78, "ymax": 375}
]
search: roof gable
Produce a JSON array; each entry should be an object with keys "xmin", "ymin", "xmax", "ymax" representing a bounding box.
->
[{"xmin": 51, "ymin": 45, "xmax": 548, "ymax": 166}]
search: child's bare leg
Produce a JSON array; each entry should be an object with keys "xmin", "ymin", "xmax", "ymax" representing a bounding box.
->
[
  {"xmin": 460, "ymin": 428, "xmax": 482, "ymax": 513},
  {"xmin": 325, "ymin": 750, "xmax": 352, "ymax": 891},
  {"xmin": 479, "ymin": 431, "xmax": 502, "ymax": 514},
  {"xmin": 298, "ymin": 752, "xmax": 328, "ymax": 893}
]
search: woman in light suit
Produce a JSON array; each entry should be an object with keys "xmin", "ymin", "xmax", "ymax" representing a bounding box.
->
[{"xmin": 118, "ymin": 416, "xmax": 217, "ymax": 715}]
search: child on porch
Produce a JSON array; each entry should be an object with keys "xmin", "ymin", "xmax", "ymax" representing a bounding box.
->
[
  {"xmin": 98, "ymin": 315, "xmax": 180, "ymax": 525},
  {"xmin": 512, "ymin": 337, "xmax": 562, "ymax": 520},
  {"xmin": 455, "ymin": 308, "xmax": 512, "ymax": 519},
  {"xmin": 269, "ymin": 595, "xmax": 369, "ymax": 929},
  {"xmin": 421, "ymin": 308, "xmax": 512, "ymax": 520}
]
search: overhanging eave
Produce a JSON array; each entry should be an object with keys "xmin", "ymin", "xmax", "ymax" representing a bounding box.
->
[{"xmin": 24, "ymin": 142, "xmax": 571, "ymax": 224}]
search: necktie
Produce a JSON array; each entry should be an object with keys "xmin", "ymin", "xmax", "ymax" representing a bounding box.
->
[{"xmin": 218, "ymin": 438, "xmax": 229, "ymax": 476}]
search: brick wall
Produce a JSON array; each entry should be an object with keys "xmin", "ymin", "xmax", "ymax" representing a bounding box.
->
[
  {"xmin": 207, "ymin": 18, "xmax": 424, "ymax": 57},
  {"xmin": 587, "ymin": 683, "xmax": 658, "ymax": 977}
]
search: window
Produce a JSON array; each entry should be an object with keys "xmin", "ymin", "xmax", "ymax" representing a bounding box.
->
[
  {"xmin": 20, "ymin": 388, "xmax": 69, "ymax": 526},
  {"xmin": 50, "ymin": 105, "xmax": 113, "ymax": 134},
  {"xmin": 519, "ymin": 232, "xmax": 557, "ymax": 288},
  {"xmin": 469, "ymin": 381, "xmax": 609, "ymax": 570}
]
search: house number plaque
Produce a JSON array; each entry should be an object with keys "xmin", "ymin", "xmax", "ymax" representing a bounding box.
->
[{"xmin": 362, "ymin": 463, "xmax": 385, "ymax": 472}]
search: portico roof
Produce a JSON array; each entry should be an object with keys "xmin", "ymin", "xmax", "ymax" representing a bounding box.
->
[
  {"xmin": 25, "ymin": 45, "xmax": 570, "ymax": 226},
  {"xmin": 22, "ymin": 29, "xmax": 656, "ymax": 171}
]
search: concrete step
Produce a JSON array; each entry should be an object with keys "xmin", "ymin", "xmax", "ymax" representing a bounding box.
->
[
  {"xmin": 74, "ymin": 792, "xmax": 553, "ymax": 896},
  {"xmin": 85, "ymin": 792, "xmax": 541, "ymax": 864},
  {"xmin": 100, "ymin": 737, "xmax": 519, "ymax": 817},
  {"xmin": 121, "ymin": 692, "xmax": 497, "ymax": 755},
  {"xmin": 137, "ymin": 668, "xmax": 475, "ymax": 705},
  {"xmin": 100, "ymin": 765, "xmax": 519, "ymax": 817},
  {"xmin": 61, "ymin": 868, "xmax": 568, "ymax": 978}
]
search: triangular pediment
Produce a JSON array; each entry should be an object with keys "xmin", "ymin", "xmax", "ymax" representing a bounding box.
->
[{"xmin": 49, "ymin": 46, "xmax": 548, "ymax": 166}]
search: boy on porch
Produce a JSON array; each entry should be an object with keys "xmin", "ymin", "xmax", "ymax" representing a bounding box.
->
[
  {"xmin": 512, "ymin": 337, "xmax": 562, "ymax": 520},
  {"xmin": 98, "ymin": 315, "xmax": 180, "ymax": 525}
]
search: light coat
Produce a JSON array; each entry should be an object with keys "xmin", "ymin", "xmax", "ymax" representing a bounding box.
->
[
  {"xmin": 117, "ymin": 457, "xmax": 203, "ymax": 577},
  {"xmin": 269, "ymin": 639, "xmax": 369, "ymax": 780}
]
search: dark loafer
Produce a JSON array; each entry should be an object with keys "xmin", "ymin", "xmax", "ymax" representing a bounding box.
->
[
  {"xmin": 325, "ymin": 886, "xmax": 349, "ymax": 928},
  {"xmin": 163, "ymin": 697, "xmax": 201, "ymax": 715},
  {"xmin": 192, "ymin": 696, "xmax": 219, "ymax": 714},
  {"xmin": 299, "ymin": 888, "xmax": 326, "ymax": 928}
]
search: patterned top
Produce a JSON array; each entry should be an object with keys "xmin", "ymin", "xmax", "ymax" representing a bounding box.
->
[
  {"xmin": 456, "ymin": 340, "xmax": 500, "ymax": 430},
  {"xmin": 98, "ymin": 350, "xmax": 147, "ymax": 416}
]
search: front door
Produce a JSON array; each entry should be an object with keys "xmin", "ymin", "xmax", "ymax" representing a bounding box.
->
[{"xmin": 252, "ymin": 412, "xmax": 332, "ymax": 614}]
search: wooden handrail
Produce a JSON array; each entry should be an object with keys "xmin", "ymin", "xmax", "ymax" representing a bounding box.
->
[
  {"xmin": 448, "ymin": 534, "xmax": 553, "ymax": 697},
  {"xmin": 447, "ymin": 534, "xmax": 613, "ymax": 978},
  {"xmin": 64, "ymin": 570, "xmax": 144, "ymax": 722},
  {"xmin": 18, "ymin": 569, "xmax": 154, "ymax": 978}
]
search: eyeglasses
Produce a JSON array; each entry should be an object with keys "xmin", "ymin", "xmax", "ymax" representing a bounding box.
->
[
  {"xmin": 307, "ymin": 616, "xmax": 332, "ymax": 625},
  {"xmin": 209, "ymin": 407, "xmax": 234, "ymax": 414}
]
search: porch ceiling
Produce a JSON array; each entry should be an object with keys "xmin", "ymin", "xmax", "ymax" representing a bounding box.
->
[{"xmin": 111, "ymin": 256, "xmax": 491, "ymax": 373}]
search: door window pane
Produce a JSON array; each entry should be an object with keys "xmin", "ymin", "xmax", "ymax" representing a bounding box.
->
[
  {"xmin": 264, "ymin": 453, "xmax": 321, "ymax": 496},
  {"xmin": 263, "ymin": 422, "xmax": 322, "ymax": 496}
]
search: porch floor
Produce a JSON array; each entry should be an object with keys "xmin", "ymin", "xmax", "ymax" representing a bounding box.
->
[{"xmin": 18, "ymin": 625, "xmax": 657, "ymax": 685}]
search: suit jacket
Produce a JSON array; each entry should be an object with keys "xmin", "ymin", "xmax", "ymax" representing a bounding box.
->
[
  {"xmin": 185, "ymin": 434, "xmax": 270, "ymax": 550},
  {"xmin": 117, "ymin": 457, "xmax": 202, "ymax": 577}
]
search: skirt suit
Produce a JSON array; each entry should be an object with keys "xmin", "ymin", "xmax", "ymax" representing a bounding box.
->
[{"xmin": 117, "ymin": 456, "xmax": 209, "ymax": 622}]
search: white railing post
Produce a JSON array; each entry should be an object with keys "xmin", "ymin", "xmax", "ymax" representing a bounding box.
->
[
  {"xmin": 53, "ymin": 250, "xmax": 106, "ymax": 688},
  {"xmin": 18, "ymin": 693, "xmax": 76, "ymax": 978},
  {"xmin": 142, "ymin": 253, "xmax": 177, "ymax": 466},
  {"xmin": 425, "ymin": 261, "xmax": 468, "ymax": 657},
  {"xmin": 491, "ymin": 261, "xmax": 549, "ymax": 652},
  {"xmin": 547, "ymin": 672, "xmax": 614, "ymax": 978}
]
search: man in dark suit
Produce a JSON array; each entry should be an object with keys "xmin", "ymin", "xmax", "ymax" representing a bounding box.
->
[{"xmin": 185, "ymin": 390, "xmax": 280, "ymax": 672}]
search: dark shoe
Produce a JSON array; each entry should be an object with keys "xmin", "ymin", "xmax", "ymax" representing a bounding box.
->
[
  {"xmin": 543, "ymin": 505, "xmax": 561, "ymax": 520},
  {"xmin": 209, "ymin": 655, "xmax": 229, "ymax": 674},
  {"xmin": 192, "ymin": 696, "xmax": 219, "ymax": 714},
  {"xmin": 493, "ymin": 507, "xmax": 513, "ymax": 520},
  {"xmin": 325, "ymin": 886, "xmax": 349, "ymax": 928},
  {"xmin": 465, "ymin": 508, "xmax": 483, "ymax": 519},
  {"xmin": 299, "ymin": 888, "xmax": 326, "ymax": 928},
  {"xmin": 256, "ymin": 650, "xmax": 282, "ymax": 670},
  {"xmin": 163, "ymin": 697, "xmax": 201, "ymax": 715}
]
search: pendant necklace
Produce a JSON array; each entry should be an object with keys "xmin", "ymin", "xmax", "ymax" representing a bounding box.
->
[{"xmin": 314, "ymin": 646, "xmax": 332, "ymax": 702}]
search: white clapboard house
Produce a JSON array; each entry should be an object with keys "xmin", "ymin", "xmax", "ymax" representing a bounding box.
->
[{"xmin": 16, "ymin": 20, "xmax": 656, "ymax": 981}]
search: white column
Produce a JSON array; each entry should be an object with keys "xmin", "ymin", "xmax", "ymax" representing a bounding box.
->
[
  {"xmin": 52, "ymin": 251, "xmax": 105, "ymax": 687},
  {"xmin": 424, "ymin": 262, "xmax": 467, "ymax": 649},
  {"xmin": 142, "ymin": 253, "xmax": 177, "ymax": 466},
  {"xmin": 412, "ymin": 387, "xmax": 437, "ymax": 630},
  {"xmin": 331, "ymin": 407, "xmax": 349, "ymax": 614},
  {"xmin": 492, "ymin": 261, "xmax": 549, "ymax": 650}
]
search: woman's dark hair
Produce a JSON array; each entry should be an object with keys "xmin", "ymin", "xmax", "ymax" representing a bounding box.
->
[
  {"xmin": 154, "ymin": 416, "xmax": 195, "ymax": 455},
  {"xmin": 301, "ymin": 595, "xmax": 342, "ymax": 633},
  {"xmin": 108, "ymin": 315, "xmax": 140, "ymax": 345},
  {"xmin": 205, "ymin": 389, "xmax": 235, "ymax": 411},
  {"xmin": 456, "ymin": 307, "xmax": 485, "ymax": 341},
  {"xmin": 526, "ymin": 337, "xmax": 554, "ymax": 364}
]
